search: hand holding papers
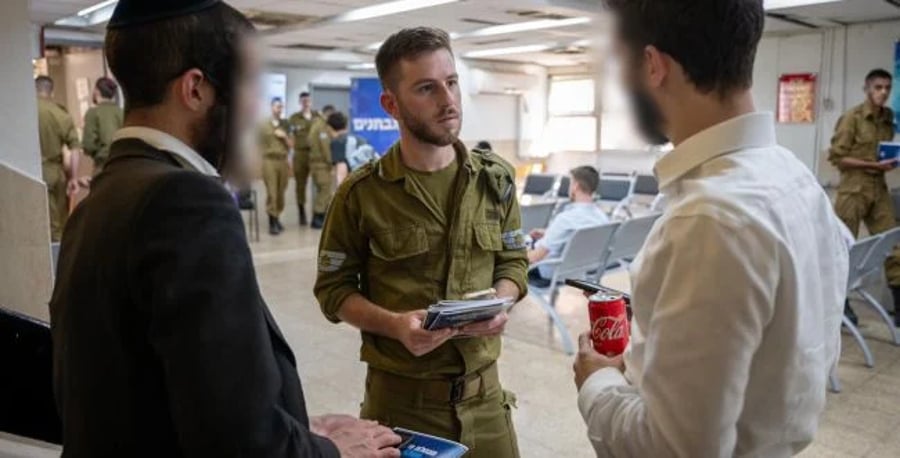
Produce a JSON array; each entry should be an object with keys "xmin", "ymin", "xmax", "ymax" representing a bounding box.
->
[{"xmin": 422, "ymin": 297, "xmax": 514, "ymax": 331}]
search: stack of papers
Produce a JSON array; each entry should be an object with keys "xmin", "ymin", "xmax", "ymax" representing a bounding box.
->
[{"xmin": 422, "ymin": 297, "xmax": 514, "ymax": 331}]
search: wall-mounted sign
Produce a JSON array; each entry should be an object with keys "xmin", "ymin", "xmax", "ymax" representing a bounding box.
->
[
  {"xmin": 777, "ymin": 73, "xmax": 817, "ymax": 124},
  {"xmin": 350, "ymin": 77, "xmax": 399, "ymax": 155}
]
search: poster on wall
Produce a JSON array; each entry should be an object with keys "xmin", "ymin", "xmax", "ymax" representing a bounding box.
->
[
  {"xmin": 350, "ymin": 77, "xmax": 399, "ymax": 155},
  {"xmin": 777, "ymin": 73, "xmax": 817, "ymax": 124},
  {"xmin": 893, "ymin": 41, "xmax": 900, "ymax": 134},
  {"xmin": 259, "ymin": 73, "xmax": 287, "ymax": 121}
]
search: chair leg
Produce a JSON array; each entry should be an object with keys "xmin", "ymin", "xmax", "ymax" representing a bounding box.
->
[
  {"xmin": 843, "ymin": 314, "xmax": 875, "ymax": 368},
  {"xmin": 532, "ymin": 291, "xmax": 575, "ymax": 356},
  {"xmin": 857, "ymin": 289, "xmax": 900, "ymax": 346},
  {"xmin": 828, "ymin": 364, "xmax": 841, "ymax": 393}
]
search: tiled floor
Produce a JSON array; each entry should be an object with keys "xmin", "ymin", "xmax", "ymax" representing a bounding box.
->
[{"xmin": 245, "ymin": 200, "xmax": 900, "ymax": 458}]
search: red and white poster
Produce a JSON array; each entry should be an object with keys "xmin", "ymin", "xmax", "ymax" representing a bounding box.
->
[{"xmin": 777, "ymin": 73, "xmax": 817, "ymax": 124}]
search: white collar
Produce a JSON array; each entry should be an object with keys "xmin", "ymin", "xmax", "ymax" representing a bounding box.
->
[
  {"xmin": 654, "ymin": 112, "xmax": 776, "ymax": 190},
  {"xmin": 112, "ymin": 126, "xmax": 220, "ymax": 177}
]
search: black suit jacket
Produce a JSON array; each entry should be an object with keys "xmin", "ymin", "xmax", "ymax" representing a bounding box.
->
[{"xmin": 49, "ymin": 139, "xmax": 339, "ymax": 458}]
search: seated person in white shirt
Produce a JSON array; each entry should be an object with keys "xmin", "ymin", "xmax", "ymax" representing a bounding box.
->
[
  {"xmin": 527, "ymin": 166, "xmax": 609, "ymax": 287},
  {"xmin": 573, "ymin": 1, "xmax": 851, "ymax": 457}
]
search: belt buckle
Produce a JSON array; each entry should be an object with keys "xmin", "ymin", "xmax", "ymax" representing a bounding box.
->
[{"xmin": 450, "ymin": 377, "xmax": 466, "ymax": 405}]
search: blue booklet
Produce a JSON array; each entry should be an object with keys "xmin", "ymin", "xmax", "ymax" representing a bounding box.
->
[
  {"xmin": 395, "ymin": 428, "xmax": 469, "ymax": 458},
  {"xmin": 878, "ymin": 142, "xmax": 900, "ymax": 162}
]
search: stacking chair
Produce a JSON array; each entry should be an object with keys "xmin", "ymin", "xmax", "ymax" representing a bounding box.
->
[
  {"xmin": 630, "ymin": 174, "xmax": 661, "ymax": 211},
  {"xmin": 520, "ymin": 202, "xmax": 557, "ymax": 234},
  {"xmin": 842, "ymin": 234, "xmax": 882, "ymax": 367},
  {"xmin": 236, "ymin": 189, "xmax": 260, "ymax": 242},
  {"xmin": 556, "ymin": 176, "xmax": 571, "ymax": 198},
  {"xmin": 0, "ymin": 308, "xmax": 62, "ymax": 444},
  {"xmin": 598, "ymin": 173, "xmax": 638, "ymax": 220},
  {"xmin": 848, "ymin": 227, "xmax": 900, "ymax": 346},
  {"xmin": 528, "ymin": 223, "xmax": 621, "ymax": 355},
  {"xmin": 522, "ymin": 174, "xmax": 558, "ymax": 197},
  {"xmin": 601, "ymin": 213, "xmax": 662, "ymax": 271}
]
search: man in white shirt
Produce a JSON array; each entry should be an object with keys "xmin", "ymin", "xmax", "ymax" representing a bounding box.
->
[
  {"xmin": 573, "ymin": 1, "xmax": 850, "ymax": 456},
  {"xmin": 527, "ymin": 166, "xmax": 610, "ymax": 287}
]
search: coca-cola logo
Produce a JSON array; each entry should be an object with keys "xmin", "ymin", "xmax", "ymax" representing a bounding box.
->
[{"xmin": 592, "ymin": 316, "xmax": 627, "ymax": 342}]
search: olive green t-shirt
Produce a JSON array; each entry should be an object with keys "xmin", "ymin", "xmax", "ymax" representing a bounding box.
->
[{"xmin": 406, "ymin": 160, "xmax": 459, "ymax": 220}]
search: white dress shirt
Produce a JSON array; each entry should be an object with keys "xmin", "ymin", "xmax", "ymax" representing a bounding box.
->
[
  {"xmin": 112, "ymin": 126, "xmax": 219, "ymax": 177},
  {"xmin": 578, "ymin": 112, "xmax": 850, "ymax": 457}
]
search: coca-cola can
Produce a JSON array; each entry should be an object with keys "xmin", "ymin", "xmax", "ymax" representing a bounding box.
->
[{"xmin": 588, "ymin": 292, "xmax": 630, "ymax": 356}]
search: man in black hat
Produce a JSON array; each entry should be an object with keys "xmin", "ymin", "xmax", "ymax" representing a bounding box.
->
[{"xmin": 49, "ymin": 1, "xmax": 400, "ymax": 457}]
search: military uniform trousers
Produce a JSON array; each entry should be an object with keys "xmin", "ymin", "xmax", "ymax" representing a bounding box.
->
[
  {"xmin": 43, "ymin": 161, "xmax": 68, "ymax": 242},
  {"xmin": 835, "ymin": 174, "xmax": 900, "ymax": 286},
  {"xmin": 294, "ymin": 147, "xmax": 311, "ymax": 207},
  {"xmin": 262, "ymin": 155, "xmax": 290, "ymax": 218},
  {"xmin": 361, "ymin": 363, "xmax": 520, "ymax": 458},
  {"xmin": 310, "ymin": 161, "xmax": 334, "ymax": 214}
]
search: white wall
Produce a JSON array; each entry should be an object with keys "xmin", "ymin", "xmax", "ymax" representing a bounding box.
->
[
  {"xmin": 266, "ymin": 66, "xmax": 371, "ymax": 114},
  {"xmin": 0, "ymin": 0, "xmax": 41, "ymax": 178},
  {"xmin": 751, "ymin": 21, "xmax": 900, "ymax": 184}
]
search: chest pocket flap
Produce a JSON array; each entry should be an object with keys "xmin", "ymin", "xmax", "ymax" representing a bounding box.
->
[
  {"xmin": 370, "ymin": 225, "xmax": 429, "ymax": 261},
  {"xmin": 474, "ymin": 222, "xmax": 503, "ymax": 251}
]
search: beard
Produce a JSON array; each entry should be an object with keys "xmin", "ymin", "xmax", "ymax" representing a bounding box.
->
[
  {"xmin": 194, "ymin": 102, "xmax": 234, "ymax": 174},
  {"xmin": 397, "ymin": 102, "xmax": 461, "ymax": 147},
  {"xmin": 628, "ymin": 85, "xmax": 670, "ymax": 146}
]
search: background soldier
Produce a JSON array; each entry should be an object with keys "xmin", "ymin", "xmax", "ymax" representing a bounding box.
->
[
  {"xmin": 35, "ymin": 75, "xmax": 81, "ymax": 242},
  {"xmin": 829, "ymin": 68, "xmax": 898, "ymax": 326},
  {"xmin": 308, "ymin": 104, "xmax": 336, "ymax": 229},
  {"xmin": 314, "ymin": 27, "xmax": 528, "ymax": 457},
  {"xmin": 83, "ymin": 77, "xmax": 124, "ymax": 175},
  {"xmin": 288, "ymin": 91, "xmax": 317, "ymax": 226},
  {"xmin": 259, "ymin": 97, "xmax": 293, "ymax": 235}
]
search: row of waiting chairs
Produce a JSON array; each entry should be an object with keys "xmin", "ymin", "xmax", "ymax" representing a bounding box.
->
[
  {"xmin": 830, "ymin": 227, "xmax": 900, "ymax": 393},
  {"xmin": 526, "ymin": 213, "xmax": 663, "ymax": 355},
  {"xmin": 522, "ymin": 172, "xmax": 663, "ymax": 222}
]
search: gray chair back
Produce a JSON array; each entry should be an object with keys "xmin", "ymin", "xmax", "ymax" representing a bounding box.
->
[
  {"xmin": 551, "ymin": 223, "xmax": 621, "ymax": 282},
  {"xmin": 598, "ymin": 174, "xmax": 636, "ymax": 202},
  {"xmin": 556, "ymin": 176, "xmax": 571, "ymax": 198},
  {"xmin": 847, "ymin": 235, "xmax": 881, "ymax": 288},
  {"xmin": 523, "ymin": 174, "xmax": 558, "ymax": 196},
  {"xmin": 604, "ymin": 213, "xmax": 662, "ymax": 266},
  {"xmin": 858, "ymin": 227, "xmax": 900, "ymax": 280},
  {"xmin": 634, "ymin": 174, "xmax": 659, "ymax": 196},
  {"xmin": 520, "ymin": 202, "xmax": 557, "ymax": 234}
]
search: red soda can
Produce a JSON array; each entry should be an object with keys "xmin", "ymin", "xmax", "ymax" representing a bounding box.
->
[{"xmin": 588, "ymin": 292, "xmax": 630, "ymax": 356}]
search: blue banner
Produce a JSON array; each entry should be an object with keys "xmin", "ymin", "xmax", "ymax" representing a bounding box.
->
[
  {"xmin": 350, "ymin": 77, "xmax": 400, "ymax": 155},
  {"xmin": 894, "ymin": 41, "xmax": 900, "ymax": 133}
]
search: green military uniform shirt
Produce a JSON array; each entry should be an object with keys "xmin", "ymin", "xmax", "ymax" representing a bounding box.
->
[
  {"xmin": 288, "ymin": 111, "xmax": 319, "ymax": 152},
  {"xmin": 259, "ymin": 118, "xmax": 291, "ymax": 158},
  {"xmin": 828, "ymin": 101, "xmax": 896, "ymax": 187},
  {"xmin": 314, "ymin": 141, "xmax": 528, "ymax": 378},
  {"xmin": 37, "ymin": 98, "xmax": 80, "ymax": 166},
  {"xmin": 82, "ymin": 101, "xmax": 124, "ymax": 171},
  {"xmin": 307, "ymin": 117, "xmax": 332, "ymax": 164}
]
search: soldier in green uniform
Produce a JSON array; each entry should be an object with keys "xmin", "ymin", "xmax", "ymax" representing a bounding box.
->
[
  {"xmin": 314, "ymin": 28, "xmax": 528, "ymax": 457},
  {"xmin": 82, "ymin": 77, "xmax": 124, "ymax": 175},
  {"xmin": 35, "ymin": 75, "xmax": 82, "ymax": 242},
  {"xmin": 259, "ymin": 97, "xmax": 293, "ymax": 235},
  {"xmin": 829, "ymin": 68, "xmax": 899, "ymax": 326},
  {"xmin": 308, "ymin": 104, "xmax": 336, "ymax": 229},
  {"xmin": 288, "ymin": 91, "xmax": 318, "ymax": 226}
]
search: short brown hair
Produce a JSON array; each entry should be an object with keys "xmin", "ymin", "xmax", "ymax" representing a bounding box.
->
[
  {"xmin": 570, "ymin": 166, "xmax": 600, "ymax": 195},
  {"xmin": 375, "ymin": 27, "xmax": 453, "ymax": 90}
]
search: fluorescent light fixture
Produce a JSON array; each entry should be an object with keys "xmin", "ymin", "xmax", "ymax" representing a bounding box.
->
[
  {"xmin": 55, "ymin": 0, "xmax": 118, "ymax": 27},
  {"xmin": 763, "ymin": 0, "xmax": 840, "ymax": 10},
  {"xmin": 347, "ymin": 63, "xmax": 377, "ymax": 70},
  {"xmin": 465, "ymin": 44, "xmax": 554, "ymax": 58},
  {"xmin": 466, "ymin": 17, "xmax": 590, "ymax": 38},
  {"xmin": 77, "ymin": 0, "xmax": 117, "ymax": 17},
  {"xmin": 337, "ymin": 0, "xmax": 459, "ymax": 22}
]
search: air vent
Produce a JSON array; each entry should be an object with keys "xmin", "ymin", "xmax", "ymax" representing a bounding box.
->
[
  {"xmin": 275, "ymin": 43, "xmax": 338, "ymax": 51},
  {"xmin": 472, "ymin": 38, "xmax": 514, "ymax": 46},
  {"xmin": 461, "ymin": 18, "xmax": 504, "ymax": 26},
  {"xmin": 242, "ymin": 10, "xmax": 318, "ymax": 28},
  {"xmin": 506, "ymin": 10, "xmax": 571, "ymax": 20}
]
